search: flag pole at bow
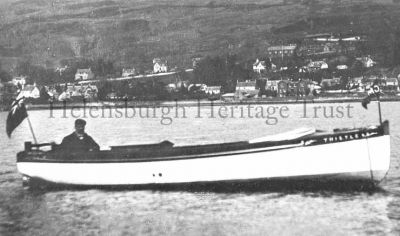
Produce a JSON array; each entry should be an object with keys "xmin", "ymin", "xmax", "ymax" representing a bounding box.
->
[{"xmin": 377, "ymin": 94, "xmax": 382, "ymax": 125}]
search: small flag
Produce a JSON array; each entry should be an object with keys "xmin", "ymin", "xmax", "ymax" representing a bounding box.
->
[
  {"xmin": 6, "ymin": 97, "xmax": 28, "ymax": 137},
  {"xmin": 362, "ymin": 84, "xmax": 382, "ymax": 109}
]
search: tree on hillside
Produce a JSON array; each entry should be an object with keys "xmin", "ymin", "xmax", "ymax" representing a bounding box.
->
[
  {"xmin": 194, "ymin": 55, "xmax": 251, "ymax": 92},
  {"xmin": 14, "ymin": 60, "xmax": 58, "ymax": 85},
  {"xmin": 350, "ymin": 60, "xmax": 364, "ymax": 77},
  {"xmin": 175, "ymin": 68, "xmax": 190, "ymax": 82},
  {"xmin": 0, "ymin": 61, "xmax": 11, "ymax": 82},
  {"xmin": 115, "ymin": 81, "xmax": 130, "ymax": 98},
  {"xmin": 97, "ymin": 81, "xmax": 113, "ymax": 100},
  {"xmin": 225, "ymin": 54, "xmax": 251, "ymax": 92},
  {"xmin": 59, "ymin": 58, "xmax": 117, "ymax": 80},
  {"xmin": 0, "ymin": 70, "xmax": 11, "ymax": 82},
  {"xmin": 92, "ymin": 58, "xmax": 116, "ymax": 77},
  {"xmin": 194, "ymin": 56, "xmax": 227, "ymax": 86},
  {"xmin": 58, "ymin": 67, "xmax": 76, "ymax": 83},
  {"xmin": 392, "ymin": 28, "xmax": 400, "ymax": 66}
]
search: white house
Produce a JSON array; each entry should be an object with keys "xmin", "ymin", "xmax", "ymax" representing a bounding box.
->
[
  {"xmin": 235, "ymin": 80, "xmax": 259, "ymax": 98},
  {"xmin": 267, "ymin": 44, "xmax": 297, "ymax": 58},
  {"xmin": 12, "ymin": 76, "xmax": 26, "ymax": 87},
  {"xmin": 83, "ymin": 85, "xmax": 98, "ymax": 99},
  {"xmin": 235, "ymin": 80, "xmax": 259, "ymax": 97},
  {"xmin": 58, "ymin": 91, "xmax": 71, "ymax": 101},
  {"xmin": 75, "ymin": 68, "xmax": 94, "ymax": 81},
  {"xmin": 307, "ymin": 61, "xmax": 329, "ymax": 71},
  {"xmin": 153, "ymin": 58, "xmax": 168, "ymax": 73},
  {"xmin": 55, "ymin": 65, "xmax": 68, "ymax": 75},
  {"xmin": 192, "ymin": 57, "xmax": 202, "ymax": 68},
  {"xmin": 386, "ymin": 78, "xmax": 399, "ymax": 90},
  {"xmin": 299, "ymin": 66, "xmax": 308, "ymax": 73},
  {"xmin": 266, "ymin": 80, "xmax": 279, "ymax": 91},
  {"xmin": 348, "ymin": 76, "xmax": 364, "ymax": 91},
  {"xmin": 122, "ymin": 68, "xmax": 136, "ymax": 77},
  {"xmin": 356, "ymin": 56, "xmax": 376, "ymax": 68},
  {"xmin": 17, "ymin": 84, "xmax": 40, "ymax": 99},
  {"xmin": 236, "ymin": 81, "xmax": 257, "ymax": 91},
  {"xmin": 66, "ymin": 85, "xmax": 83, "ymax": 97},
  {"xmin": 336, "ymin": 65, "xmax": 348, "ymax": 70},
  {"xmin": 253, "ymin": 59, "xmax": 267, "ymax": 73},
  {"xmin": 204, "ymin": 86, "xmax": 222, "ymax": 95},
  {"xmin": 188, "ymin": 84, "xmax": 207, "ymax": 92}
]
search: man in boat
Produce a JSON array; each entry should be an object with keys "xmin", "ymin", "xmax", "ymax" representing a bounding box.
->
[{"xmin": 59, "ymin": 119, "xmax": 100, "ymax": 152}]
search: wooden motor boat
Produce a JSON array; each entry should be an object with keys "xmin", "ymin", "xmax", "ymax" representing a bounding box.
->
[{"xmin": 16, "ymin": 121, "xmax": 391, "ymax": 187}]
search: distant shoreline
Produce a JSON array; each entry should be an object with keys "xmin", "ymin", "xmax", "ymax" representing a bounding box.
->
[
  {"xmin": 1, "ymin": 95, "xmax": 400, "ymax": 112},
  {"xmin": 12, "ymin": 95, "xmax": 400, "ymax": 111}
]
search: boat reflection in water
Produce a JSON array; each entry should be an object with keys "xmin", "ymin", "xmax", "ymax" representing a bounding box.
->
[{"xmin": 16, "ymin": 121, "xmax": 390, "ymax": 190}]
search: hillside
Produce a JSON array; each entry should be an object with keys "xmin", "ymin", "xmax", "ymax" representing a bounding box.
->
[{"xmin": 1, "ymin": 0, "xmax": 400, "ymax": 72}]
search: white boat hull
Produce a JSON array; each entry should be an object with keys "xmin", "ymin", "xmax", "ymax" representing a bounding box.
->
[{"xmin": 17, "ymin": 135, "xmax": 391, "ymax": 186}]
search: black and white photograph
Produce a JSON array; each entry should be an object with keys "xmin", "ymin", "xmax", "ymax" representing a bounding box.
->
[{"xmin": 0, "ymin": 0, "xmax": 400, "ymax": 235}]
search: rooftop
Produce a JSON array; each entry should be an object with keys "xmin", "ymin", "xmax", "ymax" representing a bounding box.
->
[
  {"xmin": 237, "ymin": 81, "xmax": 256, "ymax": 87},
  {"xmin": 267, "ymin": 45, "xmax": 297, "ymax": 51},
  {"xmin": 253, "ymin": 60, "xmax": 267, "ymax": 67},
  {"xmin": 76, "ymin": 68, "xmax": 92, "ymax": 73}
]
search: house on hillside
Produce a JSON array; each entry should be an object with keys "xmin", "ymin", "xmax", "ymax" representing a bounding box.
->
[
  {"xmin": 12, "ymin": 76, "xmax": 26, "ymax": 88},
  {"xmin": 58, "ymin": 91, "xmax": 71, "ymax": 101},
  {"xmin": 204, "ymin": 86, "xmax": 222, "ymax": 95},
  {"xmin": 253, "ymin": 59, "xmax": 267, "ymax": 73},
  {"xmin": 298, "ymin": 40, "xmax": 345, "ymax": 57},
  {"xmin": 236, "ymin": 81, "xmax": 257, "ymax": 92},
  {"xmin": 153, "ymin": 58, "xmax": 168, "ymax": 73},
  {"xmin": 348, "ymin": 76, "xmax": 364, "ymax": 91},
  {"xmin": 57, "ymin": 84, "xmax": 97, "ymax": 101},
  {"xmin": 122, "ymin": 68, "xmax": 136, "ymax": 77},
  {"xmin": 336, "ymin": 65, "xmax": 348, "ymax": 70},
  {"xmin": 385, "ymin": 78, "xmax": 399, "ymax": 91},
  {"xmin": 55, "ymin": 65, "xmax": 68, "ymax": 75},
  {"xmin": 17, "ymin": 84, "xmax": 40, "ymax": 99},
  {"xmin": 46, "ymin": 86, "xmax": 60, "ymax": 100},
  {"xmin": 82, "ymin": 84, "xmax": 98, "ymax": 100},
  {"xmin": 192, "ymin": 57, "xmax": 202, "ymax": 68},
  {"xmin": 75, "ymin": 68, "xmax": 94, "ymax": 81},
  {"xmin": 277, "ymin": 81, "xmax": 289, "ymax": 97},
  {"xmin": 236, "ymin": 80, "xmax": 258, "ymax": 97},
  {"xmin": 307, "ymin": 60, "xmax": 329, "ymax": 71},
  {"xmin": 320, "ymin": 77, "xmax": 341, "ymax": 89},
  {"xmin": 356, "ymin": 56, "xmax": 376, "ymax": 68},
  {"xmin": 265, "ymin": 80, "xmax": 279, "ymax": 92},
  {"xmin": 276, "ymin": 81, "xmax": 309, "ymax": 97},
  {"xmin": 188, "ymin": 84, "xmax": 207, "ymax": 93},
  {"xmin": 66, "ymin": 85, "xmax": 83, "ymax": 98},
  {"xmin": 267, "ymin": 45, "xmax": 297, "ymax": 58}
]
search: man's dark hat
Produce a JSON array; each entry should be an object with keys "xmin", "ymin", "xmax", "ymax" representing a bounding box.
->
[{"xmin": 75, "ymin": 119, "xmax": 86, "ymax": 126}]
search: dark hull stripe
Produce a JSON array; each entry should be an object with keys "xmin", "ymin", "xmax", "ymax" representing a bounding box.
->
[{"xmin": 23, "ymin": 172, "xmax": 381, "ymax": 191}]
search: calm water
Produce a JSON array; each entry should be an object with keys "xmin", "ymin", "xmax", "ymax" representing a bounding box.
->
[{"xmin": 0, "ymin": 101, "xmax": 400, "ymax": 235}]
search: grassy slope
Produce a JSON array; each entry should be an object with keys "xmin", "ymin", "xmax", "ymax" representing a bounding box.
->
[{"xmin": 0, "ymin": 0, "xmax": 400, "ymax": 72}]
